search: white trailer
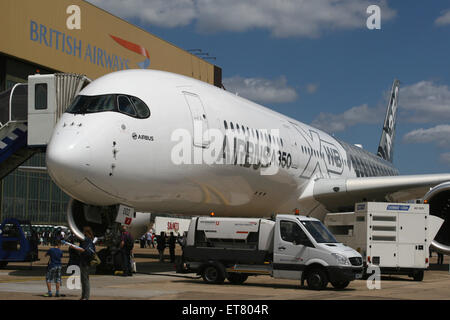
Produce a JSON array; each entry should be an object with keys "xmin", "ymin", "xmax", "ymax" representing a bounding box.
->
[
  {"xmin": 153, "ymin": 216, "xmax": 191, "ymax": 236},
  {"xmin": 324, "ymin": 202, "xmax": 444, "ymax": 281},
  {"xmin": 179, "ymin": 214, "xmax": 364, "ymax": 290}
]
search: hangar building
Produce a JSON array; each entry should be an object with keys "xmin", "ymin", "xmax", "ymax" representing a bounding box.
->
[{"xmin": 0, "ymin": 0, "xmax": 222, "ymax": 223}]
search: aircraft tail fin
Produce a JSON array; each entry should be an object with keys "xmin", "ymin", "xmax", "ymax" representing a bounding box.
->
[{"xmin": 377, "ymin": 79, "xmax": 400, "ymax": 163}]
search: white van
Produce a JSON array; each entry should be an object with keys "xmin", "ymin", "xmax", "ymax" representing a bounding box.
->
[{"xmin": 178, "ymin": 214, "xmax": 364, "ymax": 290}]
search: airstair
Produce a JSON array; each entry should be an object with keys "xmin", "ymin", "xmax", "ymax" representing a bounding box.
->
[{"xmin": 0, "ymin": 74, "xmax": 90, "ymax": 179}]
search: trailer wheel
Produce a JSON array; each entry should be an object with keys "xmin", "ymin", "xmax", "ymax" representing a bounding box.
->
[
  {"xmin": 202, "ymin": 265, "xmax": 225, "ymax": 284},
  {"xmin": 412, "ymin": 270, "xmax": 424, "ymax": 281},
  {"xmin": 331, "ymin": 280, "xmax": 349, "ymax": 290},
  {"xmin": 227, "ymin": 273, "xmax": 248, "ymax": 285},
  {"xmin": 0, "ymin": 261, "xmax": 7, "ymax": 269},
  {"xmin": 306, "ymin": 268, "xmax": 328, "ymax": 290}
]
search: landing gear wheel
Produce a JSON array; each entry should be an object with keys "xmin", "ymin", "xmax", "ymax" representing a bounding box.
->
[
  {"xmin": 202, "ymin": 265, "xmax": 225, "ymax": 284},
  {"xmin": 331, "ymin": 280, "xmax": 350, "ymax": 289},
  {"xmin": 306, "ymin": 268, "xmax": 328, "ymax": 290},
  {"xmin": 227, "ymin": 273, "xmax": 248, "ymax": 285},
  {"xmin": 412, "ymin": 270, "xmax": 424, "ymax": 281}
]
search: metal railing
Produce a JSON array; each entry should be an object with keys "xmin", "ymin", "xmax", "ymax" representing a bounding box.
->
[{"xmin": 0, "ymin": 83, "xmax": 28, "ymax": 130}]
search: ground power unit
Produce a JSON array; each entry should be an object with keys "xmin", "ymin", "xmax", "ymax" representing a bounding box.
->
[{"xmin": 324, "ymin": 202, "xmax": 444, "ymax": 281}]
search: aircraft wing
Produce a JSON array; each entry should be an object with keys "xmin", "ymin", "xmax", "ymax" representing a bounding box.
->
[{"xmin": 304, "ymin": 173, "xmax": 450, "ymax": 212}]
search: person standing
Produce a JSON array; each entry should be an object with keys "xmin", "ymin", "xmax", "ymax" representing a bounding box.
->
[
  {"xmin": 157, "ymin": 232, "xmax": 166, "ymax": 262},
  {"xmin": 151, "ymin": 232, "xmax": 155, "ymax": 248},
  {"xmin": 120, "ymin": 225, "xmax": 134, "ymax": 276},
  {"xmin": 177, "ymin": 232, "xmax": 187, "ymax": 263},
  {"xmin": 168, "ymin": 232, "xmax": 176, "ymax": 263},
  {"xmin": 44, "ymin": 240, "xmax": 63, "ymax": 297},
  {"xmin": 146, "ymin": 231, "xmax": 152, "ymax": 248},
  {"xmin": 140, "ymin": 234, "xmax": 146, "ymax": 248},
  {"xmin": 67, "ymin": 226, "xmax": 96, "ymax": 300},
  {"xmin": 437, "ymin": 252, "xmax": 444, "ymax": 265}
]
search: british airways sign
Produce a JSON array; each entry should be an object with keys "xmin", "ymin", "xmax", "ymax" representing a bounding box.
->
[{"xmin": 30, "ymin": 20, "xmax": 151, "ymax": 71}]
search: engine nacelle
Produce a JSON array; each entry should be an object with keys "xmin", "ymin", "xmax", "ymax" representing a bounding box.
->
[
  {"xmin": 67, "ymin": 198, "xmax": 151, "ymax": 246},
  {"xmin": 424, "ymin": 182, "xmax": 450, "ymax": 254}
]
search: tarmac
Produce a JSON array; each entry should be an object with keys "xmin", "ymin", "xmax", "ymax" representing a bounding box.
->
[{"xmin": 0, "ymin": 244, "xmax": 449, "ymax": 300}]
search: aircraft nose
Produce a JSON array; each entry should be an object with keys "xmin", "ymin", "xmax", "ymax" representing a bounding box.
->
[{"xmin": 46, "ymin": 132, "xmax": 92, "ymax": 189}]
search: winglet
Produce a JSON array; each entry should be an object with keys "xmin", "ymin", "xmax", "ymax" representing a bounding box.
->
[{"xmin": 377, "ymin": 79, "xmax": 400, "ymax": 163}]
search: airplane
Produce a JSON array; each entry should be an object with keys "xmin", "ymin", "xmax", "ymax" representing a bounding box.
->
[{"xmin": 45, "ymin": 69, "xmax": 450, "ymax": 254}]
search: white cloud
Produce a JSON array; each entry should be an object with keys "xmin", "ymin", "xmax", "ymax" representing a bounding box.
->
[
  {"xmin": 435, "ymin": 10, "xmax": 450, "ymax": 26},
  {"xmin": 87, "ymin": 0, "xmax": 396, "ymax": 38},
  {"xmin": 223, "ymin": 75, "xmax": 298, "ymax": 104},
  {"xmin": 87, "ymin": 0, "xmax": 197, "ymax": 28},
  {"xmin": 310, "ymin": 80, "xmax": 450, "ymax": 134},
  {"xmin": 403, "ymin": 125, "xmax": 450, "ymax": 147},
  {"xmin": 440, "ymin": 152, "xmax": 450, "ymax": 166},
  {"xmin": 310, "ymin": 104, "xmax": 383, "ymax": 133},
  {"xmin": 399, "ymin": 81, "xmax": 450, "ymax": 123},
  {"xmin": 196, "ymin": 0, "xmax": 395, "ymax": 38}
]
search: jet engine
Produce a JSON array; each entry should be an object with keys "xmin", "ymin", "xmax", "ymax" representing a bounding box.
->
[
  {"xmin": 67, "ymin": 198, "xmax": 151, "ymax": 246},
  {"xmin": 424, "ymin": 182, "xmax": 450, "ymax": 254}
]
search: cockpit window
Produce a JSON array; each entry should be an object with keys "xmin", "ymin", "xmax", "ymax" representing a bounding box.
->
[
  {"xmin": 130, "ymin": 96, "xmax": 150, "ymax": 118},
  {"xmin": 66, "ymin": 94, "xmax": 150, "ymax": 119},
  {"xmin": 87, "ymin": 95, "xmax": 116, "ymax": 113},
  {"xmin": 117, "ymin": 95, "xmax": 137, "ymax": 116}
]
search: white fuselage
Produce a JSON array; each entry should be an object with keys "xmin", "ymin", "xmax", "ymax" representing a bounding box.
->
[{"xmin": 46, "ymin": 70, "xmax": 396, "ymax": 218}]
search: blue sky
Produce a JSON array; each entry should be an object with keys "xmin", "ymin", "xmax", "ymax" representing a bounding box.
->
[{"xmin": 88, "ymin": 0, "xmax": 450, "ymax": 174}]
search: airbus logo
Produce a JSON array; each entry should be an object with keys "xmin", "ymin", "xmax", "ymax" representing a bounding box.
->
[{"xmin": 132, "ymin": 133, "xmax": 154, "ymax": 141}]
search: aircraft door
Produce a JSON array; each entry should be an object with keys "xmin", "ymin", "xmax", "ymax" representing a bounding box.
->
[
  {"xmin": 273, "ymin": 219, "xmax": 310, "ymax": 280},
  {"xmin": 183, "ymin": 92, "xmax": 210, "ymax": 148},
  {"xmin": 282, "ymin": 123, "xmax": 300, "ymax": 169}
]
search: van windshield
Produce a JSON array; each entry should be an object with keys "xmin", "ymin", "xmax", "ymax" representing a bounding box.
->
[
  {"xmin": 66, "ymin": 94, "xmax": 150, "ymax": 119},
  {"xmin": 301, "ymin": 220, "xmax": 338, "ymax": 243}
]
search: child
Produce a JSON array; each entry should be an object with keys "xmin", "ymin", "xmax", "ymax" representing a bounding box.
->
[{"xmin": 44, "ymin": 240, "xmax": 63, "ymax": 297}]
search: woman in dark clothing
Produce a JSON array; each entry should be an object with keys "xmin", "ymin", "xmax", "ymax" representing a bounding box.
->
[{"xmin": 67, "ymin": 226, "xmax": 95, "ymax": 300}]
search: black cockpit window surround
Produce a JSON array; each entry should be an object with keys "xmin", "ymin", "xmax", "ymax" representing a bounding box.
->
[{"xmin": 66, "ymin": 94, "xmax": 151, "ymax": 119}]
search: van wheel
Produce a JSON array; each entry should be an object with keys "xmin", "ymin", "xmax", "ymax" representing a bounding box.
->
[
  {"xmin": 202, "ymin": 265, "xmax": 225, "ymax": 284},
  {"xmin": 306, "ymin": 268, "xmax": 328, "ymax": 290},
  {"xmin": 412, "ymin": 270, "xmax": 424, "ymax": 281},
  {"xmin": 227, "ymin": 273, "xmax": 248, "ymax": 285},
  {"xmin": 331, "ymin": 280, "xmax": 349, "ymax": 289}
]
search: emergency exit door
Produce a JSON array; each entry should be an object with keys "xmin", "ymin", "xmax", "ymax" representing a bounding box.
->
[{"xmin": 183, "ymin": 92, "xmax": 210, "ymax": 148}]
